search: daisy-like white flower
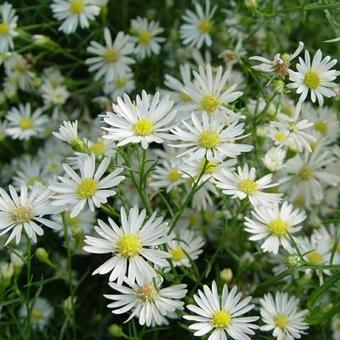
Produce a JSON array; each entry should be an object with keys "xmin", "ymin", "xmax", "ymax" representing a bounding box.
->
[
  {"xmin": 130, "ymin": 17, "xmax": 165, "ymax": 59},
  {"xmin": 167, "ymin": 229, "xmax": 204, "ymax": 267},
  {"xmin": 180, "ymin": 0, "xmax": 217, "ymax": 49},
  {"xmin": 86, "ymin": 28, "xmax": 135, "ymax": 84},
  {"xmin": 269, "ymin": 113, "xmax": 315, "ymax": 152},
  {"xmin": 288, "ymin": 49, "xmax": 340, "ymax": 106},
  {"xmin": 102, "ymin": 91, "xmax": 177, "ymax": 149},
  {"xmin": 181, "ymin": 64, "xmax": 243, "ymax": 121},
  {"xmin": 183, "ymin": 281, "xmax": 259, "ymax": 339},
  {"xmin": 83, "ymin": 205, "xmax": 170, "ymax": 285},
  {"xmin": 249, "ymin": 42, "xmax": 304, "ymax": 77},
  {"xmin": 6, "ymin": 103, "xmax": 48, "ymax": 140},
  {"xmin": 103, "ymin": 72, "xmax": 135, "ymax": 101},
  {"xmin": 49, "ymin": 154, "xmax": 124, "ymax": 217},
  {"xmin": 262, "ymin": 147, "xmax": 286, "ymax": 172},
  {"xmin": 170, "ymin": 112, "xmax": 252, "ymax": 161},
  {"xmin": 53, "ymin": 120, "xmax": 79, "ymax": 145},
  {"xmin": 0, "ymin": 2, "xmax": 18, "ymax": 54},
  {"xmin": 244, "ymin": 201, "xmax": 306, "ymax": 254},
  {"xmin": 105, "ymin": 275, "xmax": 187, "ymax": 327},
  {"xmin": 0, "ymin": 184, "xmax": 60, "ymax": 245},
  {"xmin": 51, "ymin": 0, "xmax": 100, "ymax": 34},
  {"xmin": 214, "ymin": 164, "xmax": 282, "ymax": 207},
  {"xmin": 260, "ymin": 292, "xmax": 309, "ymax": 339},
  {"xmin": 41, "ymin": 82, "xmax": 70, "ymax": 107}
]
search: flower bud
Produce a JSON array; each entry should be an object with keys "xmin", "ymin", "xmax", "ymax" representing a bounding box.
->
[
  {"xmin": 220, "ymin": 268, "xmax": 233, "ymax": 283},
  {"xmin": 35, "ymin": 247, "xmax": 54, "ymax": 267},
  {"xmin": 108, "ymin": 324, "xmax": 127, "ymax": 338}
]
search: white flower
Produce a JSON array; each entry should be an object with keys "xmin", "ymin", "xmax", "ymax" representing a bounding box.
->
[
  {"xmin": 19, "ymin": 297, "xmax": 54, "ymax": 331},
  {"xmin": 249, "ymin": 42, "xmax": 304, "ymax": 76},
  {"xmin": 331, "ymin": 315, "xmax": 340, "ymax": 340},
  {"xmin": 6, "ymin": 103, "xmax": 48, "ymax": 140},
  {"xmin": 260, "ymin": 292, "xmax": 309, "ymax": 339},
  {"xmin": 103, "ymin": 72, "xmax": 135, "ymax": 101},
  {"xmin": 102, "ymin": 91, "xmax": 177, "ymax": 149},
  {"xmin": 105, "ymin": 275, "xmax": 187, "ymax": 327},
  {"xmin": 51, "ymin": 0, "xmax": 100, "ymax": 34},
  {"xmin": 0, "ymin": 2, "xmax": 18, "ymax": 53},
  {"xmin": 167, "ymin": 229, "xmax": 204, "ymax": 267},
  {"xmin": 244, "ymin": 201, "xmax": 306, "ymax": 255},
  {"xmin": 49, "ymin": 154, "xmax": 124, "ymax": 217},
  {"xmin": 130, "ymin": 17, "xmax": 165, "ymax": 59},
  {"xmin": 214, "ymin": 164, "xmax": 282, "ymax": 207},
  {"xmin": 288, "ymin": 49, "xmax": 340, "ymax": 106},
  {"xmin": 0, "ymin": 184, "xmax": 60, "ymax": 245},
  {"xmin": 181, "ymin": 64, "xmax": 243, "ymax": 121},
  {"xmin": 263, "ymin": 147, "xmax": 286, "ymax": 172},
  {"xmin": 170, "ymin": 112, "xmax": 252, "ymax": 161},
  {"xmin": 41, "ymin": 82, "xmax": 70, "ymax": 107},
  {"xmin": 180, "ymin": 0, "xmax": 217, "ymax": 49},
  {"xmin": 183, "ymin": 281, "xmax": 259, "ymax": 339},
  {"xmin": 53, "ymin": 120, "xmax": 79, "ymax": 144},
  {"xmin": 86, "ymin": 28, "xmax": 135, "ymax": 84},
  {"xmin": 83, "ymin": 205, "xmax": 170, "ymax": 285}
]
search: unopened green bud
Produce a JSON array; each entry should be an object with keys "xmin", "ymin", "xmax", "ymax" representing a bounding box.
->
[
  {"xmin": 274, "ymin": 80, "xmax": 285, "ymax": 94},
  {"xmin": 220, "ymin": 268, "xmax": 233, "ymax": 283},
  {"xmin": 0, "ymin": 262, "xmax": 14, "ymax": 288},
  {"xmin": 108, "ymin": 324, "xmax": 127, "ymax": 338},
  {"xmin": 70, "ymin": 138, "xmax": 88, "ymax": 153},
  {"xmin": 245, "ymin": 0, "xmax": 258, "ymax": 10},
  {"xmin": 33, "ymin": 34, "xmax": 51, "ymax": 45},
  {"xmin": 35, "ymin": 247, "xmax": 54, "ymax": 267},
  {"xmin": 63, "ymin": 296, "xmax": 77, "ymax": 311},
  {"xmin": 285, "ymin": 255, "xmax": 300, "ymax": 268}
]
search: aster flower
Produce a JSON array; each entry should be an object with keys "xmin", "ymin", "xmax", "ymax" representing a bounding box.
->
[
  {"xmin": 244, "ymin": 201, "xmax": 306, "ymax": 255},
  {"xmin": 130, "ymin": 17, "xmax": 165, "ymax": 59},
  {"xmin": 51, "ymin": 0, "xmax": 100, "ymax": 34},
  {"xmin": 53, "ymin": 120, "xmax": 79, "ymax": 145},
  {"xmin": 170, "ymin": 112, "xmax": 252, "ymax": 161},
  {"xmin": 86, "ymin": 28, "xmax": 135, "ymax": 84},
  {"xmin": 105, "ymin": 275, "xmax": 187, "ymax": 326},
  {"xmin": 214, "ymin": 164, "xmax": 282, "ymax": 207},
  {"xmin": 180, "ymin": 0, "xmax": 217, "ymax": 49},
  {"xmin": 0, "ymin": 184, "xmax": 60, "ymax": 245},
  {"xmin": 262, "ymin": 147, "xmax": 286, "ymax": 172},
  {"xmin": 83, "ymin": 205, "xmax": 170, "ymax": 285},
  {"xmin": 260, "ymin": 292, "xmax": 309, "ymax": 339},
  {"xmin": 102, "ymin": 91, "xmax": 177, "ymax": 149},
  {"xmin": 49, "ymin": 154, "xmax": 124, "ymax": 217},
  {"xmin": 0, "ymin": 2, "xmax": 18, "ymax": 54},
  {"xmin": 6, "ymin": 103, "xmax": 48, "ymax": 140},
  {"xmin": 181, "ymin": 64, "xmax": 243, "ymax": 121},
  {"xmin": 288, "ymin": 49, "xmax": 340, "ymax": 106},
  {"xmin": 183, "ymin": 281, "xmax": 259, "ymax": 339},
  {"xmin": 103, "ymin": 72, "xmax": 135, "ymax": 101}
]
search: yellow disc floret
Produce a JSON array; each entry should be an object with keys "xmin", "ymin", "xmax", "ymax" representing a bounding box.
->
[
  {"xmin": 167, "ymin": 169, "xmax": 181, "ymax": 182},
  {"xmin": 212, "ymin": 310, "xmax": 232, "ymax": 328},
  {"xmin": 32, "ymin": 308, "xmax": 43, "ymax": 321},
  {"xmin": 199, "ymin": 19, "xmax": 213, "ymax": 33},
  {"xmin": 89, "ymin": 141, "xmax": 106, "ymax": 156},
  {"xmin": 201, "ymin": 95, "xmax": 220, "ymax": 113},
  {"xmin": 117, "ymin": 234, "xmax": 142, "ymax": 257},
  {"xmin": 238, "ymin": 179, "xmax": 258, "ymax": 195},
  {"xmin": 104, "ymin": 48, "xmax": 119, "ymax": 63},
  {"xmin": 19, "ymin": 117, "xmax": 33, "ymax": 130},
  {"xmin": 115, "ymin": 78, "xmax": 127, "ymax": 89},
  {"xmin": 11, "ymin": 206, "xmax": 33, "ymax": 224},
  {"xmin": 171, "ymin": 246, "xmax": 186, "ymax": 261},
  {"xmin": 138, "ymin": 31, "xmax": 152, "ymax": 44},
  {"xmin": 0, "ymin": 22, "xmax": 9, "ymax": 36},
  {"xmin": 304, "ymin": 70, "xmax": 321, "ymax": 90},
  {"xmin": 298, "ymin": 165, "xmax": 314, "ymax": 181},
  {"xmin": 137, "ymin": 284, "xmax": 158, "ymax": 302},
  {"xmin": 274, "ymin": 314, "xmax": 288, "ymax": 329},
  {"xmin": 267, "ymin": 218, "xmax": 289, "ymax": 237},
  {"xmin": 76, "ymin": 178, "xmax": 98, "ymax": 199},
  {"xmin": 314, "ymin": 121, "xmax": 328, "ymax": 134},
  {"xmin": 69, "ymin": 0, "xmax": 84, "ymax": 14},
  {"xmin": 274, "ymin": 132, "xmax": 287, "ymax": 143},
  {"xmin": 198, "ymin": 130, "xmax": 221, "ymax": 149},
  {"xmin": 307, "ymin": 250, "xmax": 323, "ymax": 265},
  {"xmin": 133, "ymin": 118, "xmax": 155, "ymax": 136}
]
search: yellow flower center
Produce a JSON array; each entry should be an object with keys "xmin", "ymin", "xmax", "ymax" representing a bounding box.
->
[
  {"xmin": 48, "ymin": 162, "xmax": 60, "ymax": 173},
  {"xmin": 200, "ymin": 160, "xmax": 218, "ymax": 174},
  {"xmin": 298, "ymin": 165, "xmax": 314, "ymax": 181},
  {"xmin": 304, "ymin": 70, "xmax": 321, "ymax": 90},
  {"xmin": 314, "ymin": 121, "xmax": 328, "ymax": 134},
  {"xmin": 171, "ymin": 246, "xmax": 186, "ymax": 261},
  {"xmin": 19, "ymin": 117, "xmax": 33, "ymax": 130},
  {"xmin": 11, "ymin": 206, "xmax": 33, "ymax": 224},
  {"xmin": 274, "ymin": 314, "xmax": 288, "ymax": 329},
  {"xmin": 69, "ymin": 0, "xmax": 84, "ymax": 14},
  {"xmin": 89, "ymin": 142, "xmax": 106, "ymax": 155},
  {"xmin": 199, "ymin": 19, "xmax": 213, "ymax": 33},
  {"xmin": 0, "ymin": 22, "xmax": 9, "ymax": 36},
  {"xmin": 294, "ymin": 195, "xmax": 305, "ymax": 208},
  {"xmin": 198, "ymin": 130, "xmax": 221, "ymax": 149},
  {"xmin": 274, "ymin": 131, "xmax": 287, "ymax": 142},
  {"xmin": 167, "ymin": 169, "xmax": 181, "ymax": 182},
  {"xmin": 133, "ymin": 118, "xmax": 155, "ymax": 136},
  {"xmin": 115, "ymin": 78, "xmax": 127, "ymax": 89},
  {"xmin": 76, "ymin": 178, "xmax": 98, "ymax": 199},
  {"xmin": 104, "ymin": 48, "xmax": 119, "ymax": 63},
  {"xmin": 32, "ymin": 308, "xmax": 43, "ymax": 321},
  {"xmin": 267, "ymin": 218, "xmax": 289, "ymax": 237},
  {"xmin": 27, "ymin": 176, "xmax": 42, "ymax": 186},
  {"xmin": 212, "ymin": 310, "xmax": 232, "ymax": 328},
  {"xmin": 138, "ymin": 31, "xmax": 152, "ymax": 44},
  {"xmin": 188, "ymin": 214, "xmax": 198, "ymax": 226},
  {"xmin": 65, "ymin": 215, "xmax": 79, "ymax": 228},
  {"xmin": 137, "ymin": 284, "xmax": 158, "ymax": 302},
  {"xmin": 238, "ymin": 179, "xmax": 258, "ymax": 195},
  {"xmin": 201, "ymin": 95, "xmax": 220, "ymax": 113},
  {"xmin": 117, "ymin": 234, "xmax": 142, "ymax": 257},
  {"xmin": 307, "ymin": 250, "xmax": 323, "ymax": 265},
  {"xmin": 179, "ymin": 91, "xmax": 192, "ymax": 103}
]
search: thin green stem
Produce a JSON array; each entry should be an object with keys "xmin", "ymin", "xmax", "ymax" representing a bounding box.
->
[{"xmin": 25, "ymin": 236, "xmax": 32, "ymax": 339}]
